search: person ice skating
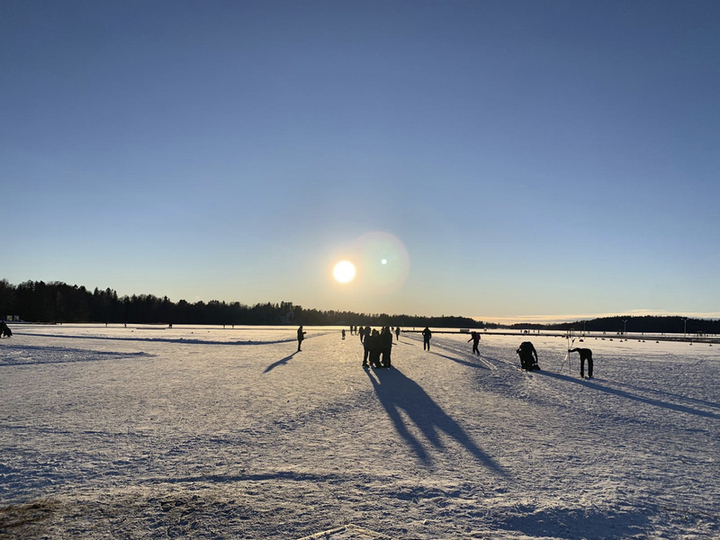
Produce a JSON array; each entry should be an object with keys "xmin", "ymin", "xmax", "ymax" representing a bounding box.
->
[
  {"xmin": 0, "ymin": 321, "xmax": 11, "ymax": 338},
  {"xmin": 381, "ymin": 326, "xmax": 393, "ymax": 367},
  {"xmin": 395, "ymin": 326, "xmax": 400, "ymax": 341},
  {"xmin": 342, "ymin": 329, "xmax": 346, "ymax": 340},
  {"xmin": 516, "ymin": 341, "xmax": 540, "ymax": 370},
  {"xmin": 569, "ymin": 347, "xmax": 593, "ymax": 378},
  {"xmin": 422, "ymin": 327, "xmax": 432, "ymax": 351},
  {"xmin": 468, "ymin": 331, "xmax": 481, "ymax": 355},
  {"xmin": 297, "ymin": 326, "xmax": 306, "ymax": 352},
  {"xmin": 358, "ymin": 326, "xmax": 365, "ymax": 342}
]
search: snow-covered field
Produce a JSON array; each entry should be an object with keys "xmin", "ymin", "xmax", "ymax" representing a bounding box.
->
[{"xmin": 1, "ymin": 324, "xmax": 718, "ymax": 539}]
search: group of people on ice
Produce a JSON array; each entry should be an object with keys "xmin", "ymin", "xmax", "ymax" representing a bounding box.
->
[
  {"xmin": 349, "ymin": 325, "xmax": 401, "ymax": 342},
  {"xmin": 359, "ymin": 326, "xmax": 397, "ymax": 368},
  {"xmin": 299, "ymin": 322, "xmax": 593, "ymax": 379}
]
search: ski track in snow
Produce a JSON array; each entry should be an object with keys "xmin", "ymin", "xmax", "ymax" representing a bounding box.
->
[{"xmin": 0, "ymin": 325, "xmax": 718, "ymax": 539}]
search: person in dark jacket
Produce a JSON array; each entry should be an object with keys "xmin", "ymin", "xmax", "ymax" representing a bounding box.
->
[
  {"xmin": 569, "ymin": 347, "xmax": 593, "ymax": 378},
  {"xmin": 367, "ymin": 329, "xmax": 383, "ymax": 368},
  {"xmin": 395, "ymin": 326, "xmax": 400, "ymax": 340},
  {"xmin": 422, "ymin": 327, "xmax": 432, "ymax": 351},
  {"xmin": 381, "ymin": 326, "xmax": 393, "ymax": 367},
  {"xmin": 0, "ymin": 321, "xmax": 11, "ymax": 338},
  {"xmin": 362, "ymin": 327, "xmax": 371, "ymax": 367},
  {"xmin": 468, "ymin": 331, "xmax": 481, "ymax": 355},
  {"xmin": 297, "ymin": 326, "xmax": 306, "ymax": 352},
  {"xmin": 516, "ymin": 341, "xmax": 539, "ymax": 370}
]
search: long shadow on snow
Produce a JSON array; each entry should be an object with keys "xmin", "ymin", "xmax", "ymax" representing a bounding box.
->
[
  {"xmin": 539, "ymin": 371, "xmax": 720, "ymax": 419},
  {"xmin": 501, "ymin": 504, "xmax": 651, "ymax": 540},
  {"xmin": 366, "ymin": 367, "xmax": 507, "ymax": 475},
  {"xmin": 263, "ymin": 352, "xmax": 299, "ymax": 373},
  {"xmin": 11, "ymin": 332, "xmax": 295, "ymax": 346},
  {"xmin": 0, "ymin": 344, "xmax": 151, "ymax": 367},
  {"xmin": 431, "ymin": 351, "xmax": 491, "ymax": 370},
  {"xmin": 608, "ymin": 379, "xmax": 720, "ymax": 411}
]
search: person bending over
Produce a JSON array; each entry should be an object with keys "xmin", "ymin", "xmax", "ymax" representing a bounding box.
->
[
  {"xmin": 516, "ymin": 341, "xmax": 540, "ymax": 370},
  {"xmin": 569, "ymin": 348, "xmax": 593, "ymax": 378}
]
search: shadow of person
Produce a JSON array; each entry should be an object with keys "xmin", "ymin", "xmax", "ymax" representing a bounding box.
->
[
  {"xmin": 264, "ymin": 352, "xmax": 299, "ymax": 374},
  {"xmin": 366, "ymin": 367, "xmax": 507, "ymax": 476},
  {"xmin": 539, "ymin": 371, "xmax": 720, "ymax": 419},
  {"xmin": 431, "ymin": 351, "xmax": 490, "ymax": 370}
]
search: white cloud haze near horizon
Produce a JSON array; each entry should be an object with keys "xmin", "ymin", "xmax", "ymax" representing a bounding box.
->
[{"xmin": 1, "ymin": 1, "xmax": 719, "ymax": 321}]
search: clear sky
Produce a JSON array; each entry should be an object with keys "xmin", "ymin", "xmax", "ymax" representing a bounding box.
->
[{"xmin": 2, "ymin": 1, "xmax": 719, "ymax": 323}]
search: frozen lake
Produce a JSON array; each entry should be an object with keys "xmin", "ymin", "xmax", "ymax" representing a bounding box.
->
[{"xmin": 1, "ymin": 324, "xmax": 718, "ymax": 539}]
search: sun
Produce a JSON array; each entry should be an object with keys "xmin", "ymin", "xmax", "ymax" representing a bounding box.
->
[{"xmin": 333, "ymin": 261, "xmax": 356, "ymax": 283}]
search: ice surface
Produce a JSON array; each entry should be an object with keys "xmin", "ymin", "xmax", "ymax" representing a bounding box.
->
[{"xmin": 0, "ymin": 324, "xmax": 718, "ymax": 538}]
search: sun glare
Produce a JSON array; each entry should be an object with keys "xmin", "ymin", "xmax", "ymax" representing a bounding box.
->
[{"xmin": 333, "ymin": 261, "xmax": 356, "ymax": 283}]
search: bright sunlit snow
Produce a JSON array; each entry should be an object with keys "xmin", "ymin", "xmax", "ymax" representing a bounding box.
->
[{"xmin": 0, "ymin": 325, "xmax": 718, "ymax": 539}]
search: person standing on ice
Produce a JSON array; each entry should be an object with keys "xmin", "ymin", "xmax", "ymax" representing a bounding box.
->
[
  {"xmin": 362, "ymin": 327, "xmax": 372, "ymax": 367},
  {"xmin": 422, "ymin": 327, "xmax": 432, "ymax": 351},
  {"xmin": 569, "ymin": 347, "xmax": 593, "ymax": 378},
  {"xmin": 395, "ymin": 326, "xmax": 400, "ymax": 341},
  {"xmin": 297, "ymin": 326, "xmax": 306, "ymax": 352},
  {"xmin": 516, "ymin": 341, "xmax": 539, "ymax": 370},
  {"xmin": 367, "ymin": 329, "xmax": 383, "ymax": 368},
  {"xmin": 468, "ymin": 331, "xmax": 481, "ymax": 355},
  {"xmin": 381, "ymin": 326, "xmax": 393, "ymax": 367}
]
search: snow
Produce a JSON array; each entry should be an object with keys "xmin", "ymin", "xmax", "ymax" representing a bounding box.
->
[{"xmin": 1, "ymin": 324, "xmax": 718, "ymax": 539}]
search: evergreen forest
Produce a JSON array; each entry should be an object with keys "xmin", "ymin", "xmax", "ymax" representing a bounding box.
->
[{"xmin": 1, "ymin": 279, "xmax": 718, "ymax": 334}]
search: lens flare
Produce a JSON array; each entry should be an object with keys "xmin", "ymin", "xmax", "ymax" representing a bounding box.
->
[{"xmin": 354, "ymin": 231, "xmax": 410, "ymax": 293}]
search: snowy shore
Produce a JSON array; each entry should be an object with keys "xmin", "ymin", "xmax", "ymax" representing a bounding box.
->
[{"xmin": 1, "ymin": 325, "xmax": 718, "ymax": 539}]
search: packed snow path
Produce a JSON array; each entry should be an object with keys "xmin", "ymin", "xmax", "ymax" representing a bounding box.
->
[{"xmin": 1, "ymin": 325, "xmax": 718, "ymax": 539}]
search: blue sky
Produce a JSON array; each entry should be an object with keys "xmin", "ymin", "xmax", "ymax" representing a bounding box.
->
[{"xmin": 2, "ymin": 1, "xmax": 718, "ymax": 322}]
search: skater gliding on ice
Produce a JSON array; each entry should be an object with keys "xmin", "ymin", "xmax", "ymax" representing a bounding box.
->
[{"xmin": 468, "ymin": 331, "xmax": 481, "ymax": 355}]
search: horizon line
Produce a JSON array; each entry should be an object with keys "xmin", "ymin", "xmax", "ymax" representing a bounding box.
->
[{"xmin": 474, "ymin": 310, "xmax": 720, "ymax": 325}]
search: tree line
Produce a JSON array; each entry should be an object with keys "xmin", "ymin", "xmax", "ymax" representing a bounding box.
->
[
  {"xmin": 0, "ymin": 280, "xmax": 483, "ymax": 328},
  {"xmin": 1, "ymin": 280, "xmax": 717, "ymax": 333},
  {"xmin": 529, "ymin": 315, "xmax": 720, "ymax": 335}
]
